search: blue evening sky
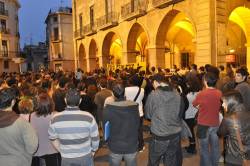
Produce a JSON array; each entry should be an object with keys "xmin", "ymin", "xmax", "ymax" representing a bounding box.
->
[{"xmin": 19, "ymin": 0, "xmax": 72, "ymax": 48}]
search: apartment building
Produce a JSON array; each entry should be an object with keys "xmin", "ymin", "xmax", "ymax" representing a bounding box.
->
[
  {"xmin": 0, "ymin": 0, "xmax": 21, "ymax": 73},
  {"xmin": 72, "ymin": 0, "xmax": 250, "ymax": 72},
  {"xmin": 45, "ymin": 7, "xmax": 74, "ymax": 72}
]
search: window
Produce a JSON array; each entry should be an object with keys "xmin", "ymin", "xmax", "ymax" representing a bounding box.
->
[
  {"xmin": 0, "ymin": 1, "xmax": 5, "ymax": 12},
  {"xmin": 79, "ymin": 14, "xmax": 83, "ymax": 30},
  {"xmin": 53, "ymin": 16, "xmax": 58, "ymax": 23},
  {"xmin": 105, "ymin": 0, "xmax": 112, "ymax": 14},
  {"xmin": 90, "ymin": 6, "xmax": 94, "ymax": 28},
  {"xmin": 4, "ymin": 60, "xmax": 8, "ymax": 69},
  {"xmin": 2, "ymin": 40, "xmax": 8, "ymax": 57},
  {"xmin": 53, "ymin": 27, "xmax": 59, "ymax": 40}
]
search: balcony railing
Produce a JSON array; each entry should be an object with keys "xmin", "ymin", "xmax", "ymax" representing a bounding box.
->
[
  {"xmin": 0, "ymin": 9, "xmax": 8, "ymax": 16},
  {"xmin": 0, "ymin": 51, "xmax": 9, "ymax": 58},
  {"xmin": 50, "ymin": 35, "xmax": 61, "ymax": 42},
  {"xmin": 0, "ymin": 28, "xmax": 10, "ymax": 34},
  {"xmin": 96, "ymin": 12, "xmax": 119, "ymax": 30},
  {"xmin": 152, "ymin": 0, "xmax": 184, "ymax": 9},
  {"xmin": 74, "ymin": 28, "xmax": 84, "ymax": 38},
  {"xmin": 52, "ymin": 54, "xmax": 63, "ymax": 61},
  {"xmin": 83, "ymin": 23, "xmax": 97, "ymax": 36},
  {"xmin": 121, "ymin": 0, "xmax": 147, "ymax": 21}
]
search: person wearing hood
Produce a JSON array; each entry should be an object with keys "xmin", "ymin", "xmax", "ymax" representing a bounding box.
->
[
  {"xmin": 145, "ymin": 74, "xmax": 183, "ymax": 166},
  {"xmin": 0, "ymin": 88, "xmax": 38, "ymax": 166}
]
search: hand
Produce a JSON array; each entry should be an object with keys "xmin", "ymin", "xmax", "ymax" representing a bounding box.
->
[{"xmin": 92, "ymin": 151, "xmax": 95, "ymax": 156}]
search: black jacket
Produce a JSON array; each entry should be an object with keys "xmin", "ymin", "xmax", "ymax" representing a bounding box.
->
[
  {"xmin": 103, "ymin": 99, "xmax": 139, "ymax": 154},
  {"xmin": 218, "ymin": 107, "xmax": 250, "ymax": 164}
]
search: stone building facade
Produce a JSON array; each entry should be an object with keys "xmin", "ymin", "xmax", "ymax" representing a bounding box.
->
[
  {"xmin": 45, "ymin": 7, "xmax": 74, "ymax": 72},
  {"xmin": 72, "ymin": 0, "xmax": 250, "ymax": 72},
  {"xmin": 0, "ymin": 0, "xmax": 21, "ymax": 73},
  {"xmin": 23, "ymin": 42, "xmax": 48, "ymax": 72}
]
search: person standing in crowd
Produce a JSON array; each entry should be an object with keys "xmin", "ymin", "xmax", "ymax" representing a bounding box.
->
[
  {"xmin": 52, "ymin": 77, "xmax": 68, "ymax": 112},
  {"xmin": 234, "ymin": 67, "xmax": 250, "ymax": 111},
  {"xmin": 145, "ymin": 74, "xmax": 183, "ymax": 166},
  {"xmin": 193, "ymin": 72, "xmax": 222, "ymax": 166},
  {"xmin": 104, "ymin": 80, "xmax": 140, "ymax": 166},
  {"xmin": 31, "ymin": 91, "xmax": 61, "ymax": 166},
  {"xmin": 0, "ymin": 88, "xmax": 38, "ymax": 166},
  {"xmin": 218, "ymin": 90, "xmax": 250, "ymax": 166},
  {"xmin": 184, "ymin": 78, "xmax": 202, "ymax": 154},
  {"xmin": 48, "ymin": 88, "xmax": 99, "ymax": 166},
  {"xmin": 94, "ymin": 78, "xmax": 112, "ymax": 132},
  {"xmin": 125, "ymin": 74, "xmax": 145, "ymax": 152}
]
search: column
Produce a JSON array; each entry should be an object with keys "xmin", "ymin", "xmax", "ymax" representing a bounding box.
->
[
  {"xmin": 147, "ymin": 47, "xmax": 165, "ymax": 68},
  {"xmin": 195, "ymin": 0, "xmax": 213, "ymax": 66},
  {"xmin": 247, "ymin": 43, "xmax": 250, "ymax": 71}
]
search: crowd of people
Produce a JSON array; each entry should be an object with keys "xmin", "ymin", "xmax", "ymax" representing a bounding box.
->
[{"xmin": 0, "ymin": 63, "xmax": 250, "ymax": 166}]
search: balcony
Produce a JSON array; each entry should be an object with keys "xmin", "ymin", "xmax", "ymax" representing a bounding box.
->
[
  {"xmin": 0, "ymin": 27, "xmax": 10, "ymax": 34},
  {"xmin": 0, "ymin": 9, "xmax": 8, "ymax": 16},
  {"xmin": 0, "ymin": 51, "xmax": 9, "ymax": 59},
  {"xmin": 83, "ymin": 23, "xmax": 97, "ymax": 36},
  {"xmin": 52, "ymin": 54, "xmax": 63, "ymax": 61},
  {"xmin": 152, "ymin": 0, "xmax": 184, "ymax": 9},
  {"xmin": 50, "ymin": 35, "xmax": 61, "ymax": 42},
  {"xmin": 74, "ymin": 28, "xmax": 84, "ymax": 39},
  {"xmin": 121, "ymin": 0, "xmax": 147, "ymax": 21},
  {"xmin": 96, "ymin": 12, "xmax": 119, "ymax": 30}
]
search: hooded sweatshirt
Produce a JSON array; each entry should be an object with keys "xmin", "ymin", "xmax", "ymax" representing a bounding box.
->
[
  {"xmin": 145, "ymin": 86, "xmax": 182, "ymax": 137},
  {"xmin": 0, "ymin": 111, "xmax": 38, "ymax": 166}
]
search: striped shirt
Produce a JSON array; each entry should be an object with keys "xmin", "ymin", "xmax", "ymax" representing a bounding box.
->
[{"xmin": 48, "ymin": 107, "xmax": 99, "ymax": 158}]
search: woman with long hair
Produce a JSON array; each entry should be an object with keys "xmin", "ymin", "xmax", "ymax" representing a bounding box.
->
[{"xmin": 30, "ymin": 91, "xmax": 61, "ymax": 166}]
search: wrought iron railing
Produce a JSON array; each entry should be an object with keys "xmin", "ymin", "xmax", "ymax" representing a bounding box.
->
[
  {"xmin": 74, "ymin": 28, "xmax": 84, "ymax": 38},
  {"xmin": 121, "ymin": 0, "xmax": 147, "ymax": 20},
  {"xmin": 0, "ymin": 27, "xmax": 10, "ymax": 34},
  {"xmin": 83, "ymin": 23, "xmax": 96, "ymax": 35},
  {"xmin": 0, "ymin": 9, "xmax": 8, "ymax": 16},
  {"xmin": 96, "ymin": 12, "xmax": 119, "ymax": 29},
  {"xmin": 152, "ymin": 0, "xmax": 184, "ymax": 8}
]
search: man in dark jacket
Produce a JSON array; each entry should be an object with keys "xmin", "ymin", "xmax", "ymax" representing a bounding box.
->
[
  {"xmin": 145, "ymin": 74, "xmax": 183, "ymax": 166},
  {"xmin": 104, "ymin": 80, "xmax": 140, "ymax": 166}
]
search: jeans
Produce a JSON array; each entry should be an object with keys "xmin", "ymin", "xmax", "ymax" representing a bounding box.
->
[
  {"xmin": 199, "ymin": 126, "xmax": 220, "ymax": 166},
  {"xmin": 31, "ymin": 153, "xmax": 61, "ymax": 166},
  {"xmin": 61, "ymin": 153, "xmax": 94, "ymax": 166},
  {"xmin": 148, "ymin": 134, "xmax": 182, "ymax": 166},
  {"xmin": 110, "ymin": 152, "xmax": 137, "ymax": 166}
]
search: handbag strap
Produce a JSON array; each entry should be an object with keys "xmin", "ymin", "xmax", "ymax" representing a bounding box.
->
[
  {"xmin": 28, "ymin": 113, "xmax": 31, "ymax": 123},
  {"xmin": 133, "ymin": 87, "xmax": 141, "ymax": 102}
]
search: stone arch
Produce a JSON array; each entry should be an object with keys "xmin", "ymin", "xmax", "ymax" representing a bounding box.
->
[
  {"xmin": 89, "ymin": 39, "xmax": 98, "ymax": 71},
  {"xmin": 127, "ymin": 23, "xmax": 149, "ymax": 65},
  {"xmin": 227, "ymin": 6, "xmax": 250, "ymax": 68},
  {"xmin": 102, "ymin": 31, "xmax": 123, "ymax": 68},
  {"xmin": 78, "ymin": 44, "xmax": 87, "ymax": 72},
  {"xmin": 156, "ymin": 9, "xmax": 196, "ymax": 68}
]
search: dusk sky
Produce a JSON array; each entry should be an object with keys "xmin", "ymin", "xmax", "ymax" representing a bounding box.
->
[{"xmin": 19, "ymin": 0, "xmax": 72, "ymax": 48}]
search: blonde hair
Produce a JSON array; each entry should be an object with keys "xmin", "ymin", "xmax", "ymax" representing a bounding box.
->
[{"xmin": 18, "ymin": 97, "xmax": 34, "ymax": 114}]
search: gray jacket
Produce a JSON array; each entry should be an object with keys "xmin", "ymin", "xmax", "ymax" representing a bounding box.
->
[
  {"xmin": 0, "ymin": 112, "xmax": 38, "ymax": 166},
  {"xmin": 145, "ymin": 86, "xmax": 182, "ymax": 137}
]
